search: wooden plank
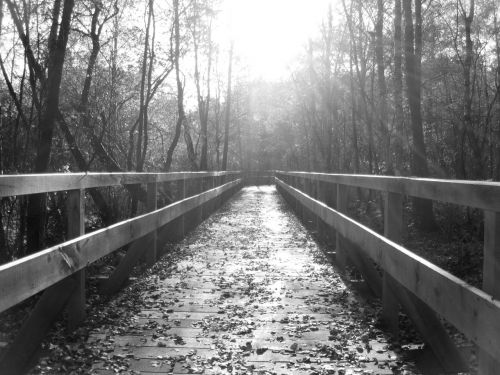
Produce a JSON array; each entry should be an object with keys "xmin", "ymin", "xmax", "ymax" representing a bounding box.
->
[
  {"xmin": 0, "ymin": 277, "xmax": 75, "ymax": 375},
  {"xmin": 0, "ymin": 171, "xmax": 240, "ymax": 197},
  {"xmin": 101, "ymin": 235, "xmax": 153, "ymax": 295},
  {"xmin": 146, "ymin": 182, "xmax": 158, "ymax": 266},
  {"xmin": 276, "ymin": 171, "xmax": 500, "ymax": 211},
  {"xmin": 66, "ymin": 189, "xmax": 86, "ymax": 330},
  {"xmin": 382, "ymin": 192, "xmax": 402, "ymax": 337},
  {"xmin": 275, "ymin": 178, "xmax": 500, "ymax": 360},
  {"xmin": 387, "ymin": 277, "xmax": 468, "ymax": 372},
  {"xmin": 0, "ymin": 179, "xmax": 242, "ymax": 313},
  {"xmin": 178, "ymin": 179, "xmax": 186, "ymax": 238},
  {"xmin": 335, "ymin": 184, "xmax": 347, "ymax": 270},
  {"xmin": 478, "ymin": 211, "xmax": 500, "ymax": 374},
  {"xmin": 282, "ymin": 180, "xmax": 466, "ymax": 370}
]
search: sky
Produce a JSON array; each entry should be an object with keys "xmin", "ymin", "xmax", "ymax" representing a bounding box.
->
[{"xmin": 216, "ymin": 0, "xmax": 339, "ymax": 81}]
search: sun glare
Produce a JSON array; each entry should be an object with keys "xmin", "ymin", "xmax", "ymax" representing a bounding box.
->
[{"xmin": 217, "ymin": 0, "xmax": 338, "ymax": 81}]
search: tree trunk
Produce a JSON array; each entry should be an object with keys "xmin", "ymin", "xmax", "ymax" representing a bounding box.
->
[
  {"xmin": 222, "ymin": 42, "xmax": 233, "ymax": 171},
  {"xmin": 164, "ymin": 0, "xmax": 184, "ymax": 172},
  {"xmin": 27, "ymin": 0, "xmax": 75, "ymax": 252},
  {"xmin": 394, "ymin": 0, "xmax": 404, "ymax": 175},
  {"xmin": 183, "ymin": 122, "xmax": 198, "ymax": 170},
  {"xmin": 495, "ymin": 10, "xmax": 500, "ymax": 181},
  {"xmin": 459, "ymin": 0, "xmax": 475, "ymax": 178},
  {"xmin": 403, "ymin": 0, "xmax": 436, "ymax": 231},
  {"xmin": 376, "ymin": 0, "xmax": 391, "ymax": 174},
  {"xmin": 134, "ymin": 0, "xmax": 153, "ymax": 174},
  {"xmin": 194, "ymin": 14, "xmax": 213, "ymax": 171},
  {"xmin": 57, "ymin": 113, "xmax": 112, "ymax": 224},
  {"xmin": 349, "ymin": 38, "xmax": 360, "ymax": 174}
]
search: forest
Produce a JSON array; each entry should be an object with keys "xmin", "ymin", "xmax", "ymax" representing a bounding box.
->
[{"xmin": 0, "ymin": 0, "xmax": 499, "ymax": 260}]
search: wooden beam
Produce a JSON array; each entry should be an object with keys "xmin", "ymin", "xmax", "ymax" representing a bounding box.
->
[
  {"xmin": 276, "ymin": 171, "xmax": 500, "ymax": 212},
  {"xmin": 478, "ymin": 211, "xmax": 500, "ymax": 374},
  {"xmin": 382, "ymin": 192, "xmax": 402, "ymax": 337},
  {"xmin": 275, "ymin": 178, "xmax": 500, "ymax": 360},
  {"xmin": 281, "ymin": 179, "xmax": 467, "ymax": 370},
  {"xmin": 387, "ymin": 277, "xmax": 468, "ymax": 372},
  {"xmin": 101, "ymin": 235, "xmax": 153, "ymax": 295},
  {"xmin": 0, "ymin": 179, "xmax": 242, "ymax": 313},
  {"xmin": 0, "ymin": 171, "xmax": 240, "ymax": 197},
  {"xmin": 335, "ymin": 184, "xmax": 347, "ymax": 271},
  {"xmin": 0, "ymin": 277, "xmax": 75, "ymax": 375},
  {"xmin": 66, "ymin": 189, "xmax": 86, "ymax": 330},
  {"xmin": 145, "ymin": 181, "xmax": 158, "ymax": 266}
]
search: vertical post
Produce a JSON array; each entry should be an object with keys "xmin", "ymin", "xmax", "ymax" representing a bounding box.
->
[
  {"xmin": 478, "ymin": 211, "xmax": 500, "ymax": 374},
  {"xmin": 314, "ymin": 178, "xmax": 321, "ymax": 232},
  {"xmin": 67, "ymin": 189, "xmax": 85, "ymax": 330},
  {"xmin": 336, "ymin": 184, "xmax": 348, "ymax": 271},
  {"xmin": 211, "ymin": 175, "xmax": 217, "ymax": 210},
  {"xmin": 180, "ymin": 178, "xmax": 186, "ymax": 235},
  {"xmin": 146, "ymin": 180, "xmax": 158, "ymax": 266},
  {"xmin": 382, "ymin": 191, "xmax": 403, "ymax": 337},
  {"xmin": 195, "ymin": 178, "xmax": 203, "ymax": 223}
]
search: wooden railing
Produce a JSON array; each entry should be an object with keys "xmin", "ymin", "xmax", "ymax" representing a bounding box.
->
[
  {"xmin": 0, "ymin": 171, "xmax": 242, "ymax": 373},
  {"xmin": 275, "ymin": 171, "xmax": 500, "ymax": 375}
]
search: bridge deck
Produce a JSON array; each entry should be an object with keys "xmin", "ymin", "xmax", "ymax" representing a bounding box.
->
[{"xmin": 83, "ymin": 186, "xmax": 417, "ymax": 374}]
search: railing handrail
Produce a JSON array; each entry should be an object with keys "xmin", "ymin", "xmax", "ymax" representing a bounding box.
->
[
  {"xmin": 0, "ymin": 176, "xmax": 242, "ymax": 313},
  {"xmin": 275, "ymin": 177, "xmax": 500, "ymax": 360},
  {"xmin": 275, "ymin": 171, "xmax": 500, "ymax": 368},
  {"xmin": 0, "ymin": 171, "xmax": 240, "ymax": 197},
  {"xmin": 276, "ymin": 171, "xmax": 500, "ymax": 211}
]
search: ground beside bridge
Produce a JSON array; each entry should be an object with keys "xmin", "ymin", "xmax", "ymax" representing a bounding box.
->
[{"xmin": 34, "ymin": 186, "xmax": 419, "ymax": 374}]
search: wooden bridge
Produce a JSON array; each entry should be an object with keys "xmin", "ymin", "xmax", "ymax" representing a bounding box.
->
[{"xmin": 0, "ymin": 171, "xmax": 499, "ymax": 374}]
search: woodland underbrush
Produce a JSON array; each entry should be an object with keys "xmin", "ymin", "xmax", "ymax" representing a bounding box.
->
[{"xmin": 350, "ymin": 193, "xmax": 484, "ymax": 288}]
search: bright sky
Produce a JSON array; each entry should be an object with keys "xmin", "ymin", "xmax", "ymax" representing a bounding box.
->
[{"xmin": 217, "ymin": 0, "xmax": 338, "ymax": 81}]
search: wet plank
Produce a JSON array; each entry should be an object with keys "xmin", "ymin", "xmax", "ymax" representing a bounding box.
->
[{"xmin": 36, "ymin": 186, "xmax": 419, "ymax": 374}]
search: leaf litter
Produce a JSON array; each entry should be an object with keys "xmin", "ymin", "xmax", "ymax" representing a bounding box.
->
[{"xmin": 29, "ymin": 186, "xmax": 422, "ymax": 374}]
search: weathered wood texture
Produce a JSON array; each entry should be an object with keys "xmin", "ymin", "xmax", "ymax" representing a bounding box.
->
[
  {"xmin": 277, "ymin": 171, "xmax": 500, "ymax": 211},
  {"xmin": 66, "ymin": 189, "xmax": 86, "ymax": 330},
  {"xmin": 275, "ymin": 178, "xmax": 500, "ymax": 361},
  {"xmin": 0, "ymin": 178, "xmax": 242, "ymax": 313},
  {"xmin": 80, "ymin": 186, "xmax": 416, "ymax": 375},
  {"xmin": 145, "ymin": 181, "xmax": 158, "ymax": 266},
  {"xmin": 382, "ymin": 192, "xmax": 402, "ymax": 337},
  {"xmin": 0, "ymin": 171, "xmax": 240, "ymax": 197},
  {"xmin": 478, "ymin": 211, "xmax": 500, "ymax": 373}
]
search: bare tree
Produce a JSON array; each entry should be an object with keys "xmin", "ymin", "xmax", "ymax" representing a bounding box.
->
[
  {"xmin": 164, "ymin": 0, "xmax": 185, "ymax": 172},
  {"xmin": 394, "ymin": 0, "xmax": 404, "ymax": 175},
  {"xmin": 5, "ymin": 0, "xmax": 76, "ymax": 251},
  {"xmin": 403, "ymin": 0, "xmax": 436, "ymax": 230},
  {"xmin": 222, "ymin": 42, "xmax": 233, "ymax": 171},
  {"xmin": 375, "ymin": 0, "xmax": 391, "ymax": 173}
]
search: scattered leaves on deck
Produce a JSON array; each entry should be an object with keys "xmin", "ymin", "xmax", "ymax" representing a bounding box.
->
[{"xmin": 31, "ymin": 186, "xmax": 420, "ymax": 374}]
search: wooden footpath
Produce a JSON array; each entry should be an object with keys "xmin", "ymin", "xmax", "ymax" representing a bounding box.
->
[{"xmin": 84, "ymin": 186, "xmax": 418, "ymax": 375}]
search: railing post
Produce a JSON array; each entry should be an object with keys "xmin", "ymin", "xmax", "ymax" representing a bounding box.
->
[
  {"xmin": 145, "ymin": 180, "xmax": 158, "ymax": 266},
  {"xmin": 382, "ymin": 191, "xmax": 403, "ymax": 337},
  {"xmin": 194, "ymin": 178, "xmax": 203, "ymax": 223},
  {"xmin": 478, "ymin": 211, "xmax": 500, "ymax": 374},
  {"xmin": 336, "ymin": 184, "xmax": 348, "ymax": 270},
  {"xmin": 180, "ymin": 178, "xmax": 186, "ymax": 235},
  {"xmin": 67, "ymin": 188, "xmax": 85, "ymax": 330},
  {"xmin": 315, "ymin": 179, "xmax": 324, "ymax": 234}
]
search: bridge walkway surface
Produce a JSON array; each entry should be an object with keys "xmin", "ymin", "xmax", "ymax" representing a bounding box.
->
[{"xmin": 47, "ymin": 186, "xmax": 418, "ymax": 374}]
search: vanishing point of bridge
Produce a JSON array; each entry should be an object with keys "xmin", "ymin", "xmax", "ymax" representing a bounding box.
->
[{"xmin": 0, "ymin": 171, "xmax": 499, "ymax": 374}]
